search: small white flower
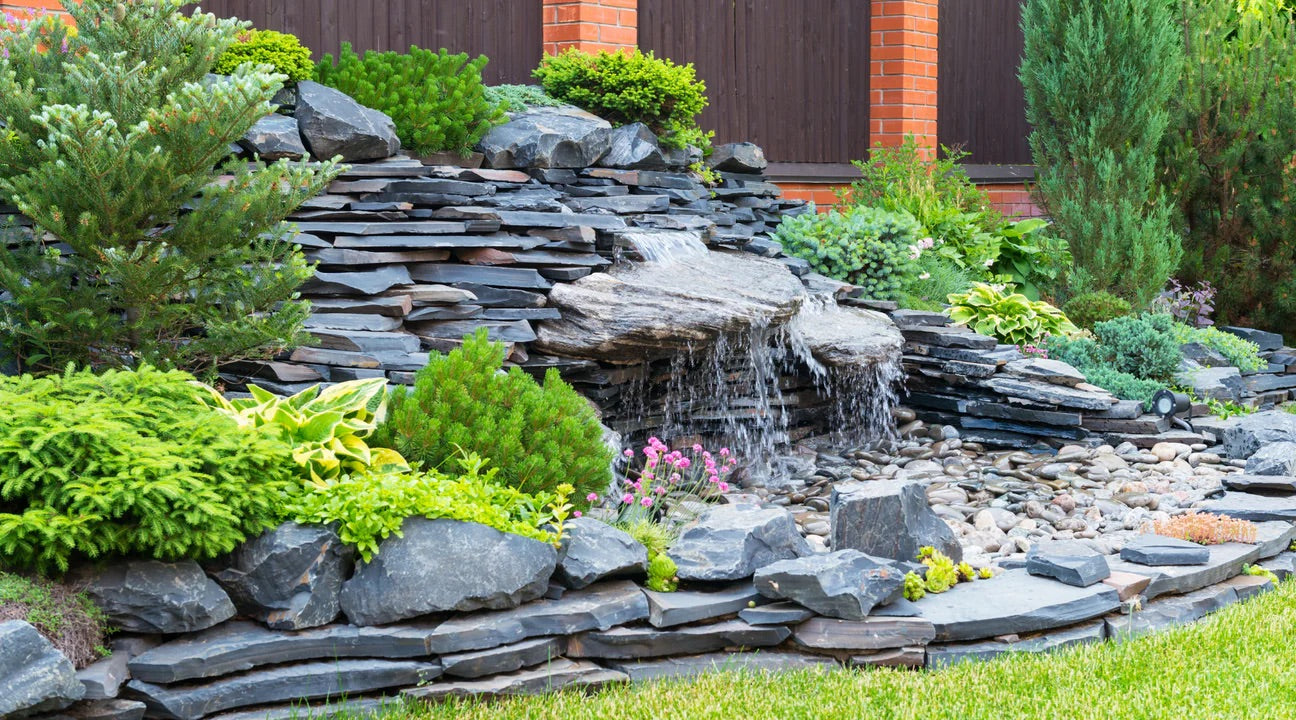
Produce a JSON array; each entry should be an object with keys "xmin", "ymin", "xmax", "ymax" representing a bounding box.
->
[
  {"xmin": 983, "ymin": 258, "xmax": 995, "ymax": 267},
  {"xmin": 919, "ymin": 272, "xmax": 931, "ymax": 280}
]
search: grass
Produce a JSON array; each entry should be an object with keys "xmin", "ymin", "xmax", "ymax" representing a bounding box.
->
[
  {"xmin": 368, "ymin": 580, "xmax": 1296, "ymax": 720},
  {"xmin": 0, "ymin": 571, "xmax": 110, "ymax": 668}
]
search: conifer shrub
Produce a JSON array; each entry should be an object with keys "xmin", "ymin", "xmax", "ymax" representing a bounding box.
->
[
  {"xmin": 213, "ymin": 29, "xmax": 314, "ymax": 82},
  {"xmin": 315, "ymin": 43, "xmax": 506, "ymax": 156},
  {"xmin": 1046, "ymin": 313, "xmax": 1184, "ymax": 406},
  {"xmin": 533, "ymin": 48, "xmax": 712, "ymax": 151},
  {"xmin": 0, "ymin": 366, "xmax": 297, "ymax": 573},
  {"xmin": 0, "ymin": 0, "xmax": 339, "ymax": 377},
  {"xmin": 375, "ymin": 330, "xmax": 613, "ymax": 503},
  {"xmin": 484, "ymin": 84, "xmax": 563, "ymax": 113},
  {"xmin": 773, "ymin": 207, "xmax": 922, "ymax": 302},
  {"xmin": 1061, "ymin": 292, "xmax": 1132, "ymax": 331}
]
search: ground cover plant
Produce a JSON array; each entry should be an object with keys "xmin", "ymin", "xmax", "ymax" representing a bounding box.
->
[
  {"xmin": 484, "ymin": 84, "xmax": 563, "ymax": 113},
  {"xmin": 1148, "ymin": 512, "xmax": 1256, "ymax": 545},
  {"xmin": 0, "ymin": 571, "xmax": 109, "ymax": 667},
  {"xmin": 1047, "ymin": 313, "xmax": 1184, "ymax": 407},
  {"xmin": 0, "ymin": 0, "xmax": 338, "ymax": 377}
]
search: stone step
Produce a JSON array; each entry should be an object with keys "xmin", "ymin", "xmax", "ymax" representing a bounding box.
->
[
  {"xmin": 792, "ymin": 617, "xmax": 936, "ymax": 652},
  {"xmin": 604, "ymin": 651, "xmax": 837, "ymax": 683},
  {"xmin": 644, "ymin": 584, "xmax": 764, "ymax": 628},
  {"xmin": 925, "ymin": 620, "xmax": 1105, "ymax": 669},
  {"xmin": 911, "ymin": 569, "xmax": 1120, "ymax": 642}
]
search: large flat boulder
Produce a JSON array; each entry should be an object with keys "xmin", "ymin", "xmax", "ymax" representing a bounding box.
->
[
  {"xmin": 1105, "ymin": 583, "xmax": 1239, "ymax": 639},
  {"xmin": 1243, "ymin": 442, "xmax": 1296, "ymax": 476},
  {"xmin": 668, "ymin": 504, "xmax": 811, "ymax": 582},
  {"xmin": 296, "ymin": 81, "xmax": 399, "ymax": 162},
  {"xmin": 708, "ymin": 142, "xmax": 768, "ymax": 173},
  {"xmin": 1106, "ymin": 522, "xmax": 1295, "ymax": 599},
  {"xmin": 753, "ymin": 550, "xmax": 904, "ymax": 620},
  {"xmin": 925, "ymin": 620, "xmax": 1105, "ymax": 668},
  {"xmin": 555, "ymin": 518, "xmax": 648, "ymax": 589},
  {"xmin": 1026, "ymin": 540, "xmax": 1111, "ymax": 587},
  {"xmin": 1221, "ymin": 410, "xmax": 1296, "ymax": 459},
  {"xmin": 74, "ymin": 561, "xmax": 234, "ymax": 634},
  {"xmin": 914, "ymin": 569, "xmax": 1119, "ymax": 642},
  {"xmin": 0, "ymin": 620, "xmax": 85, "ymax": 716},
  {"xmin": 478, "ymin": 107, "xmax": 612, "ymax": 169},
  {"xmin": 1199, "ymin": 492, "xmax": 1296, "ymax": 522},
  {"xmin": 213, "ymin": 522, "xmax": 353, "ymax": 631},
  {"xmin": 339, "ymin": 518, "xmax": 557, "ymax": 626},
  {"xmin": 1119, "ymin": 535, "xmax": 1209, "ymax": 566},
  {"xmin": 830, "ymin": 479, "xmax": 962, "ymax": 563},
  {"xmin": 793, "ymin": 305, "xmax": 904, "ymax": 369}
]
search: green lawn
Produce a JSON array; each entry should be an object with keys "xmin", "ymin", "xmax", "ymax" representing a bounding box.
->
[{"xmin": 388, "ymin": 581, "xmax": 1296, "ymax": 720}]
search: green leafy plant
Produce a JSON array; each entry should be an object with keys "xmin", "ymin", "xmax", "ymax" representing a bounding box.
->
[
  {"xmin": 774, "ymin": 207, "xmax": 922, "ymax": 302},
  {"xmin": 213, "ymin": 29, "xmax": 313, "ymax": 83},
  {"xmin": 903, "ymin": 546, "xmax": 986, "ymax": 601},
  {"xmin": 0, "ymin": 0, "xmax": 338, "ymax": 377},
  {"xmin": 1170, "ymin": 323, "xmax": 1264, "ymax": 373},
  {"xmin": 646, "ymin": 553, "xmax": 679, "ymax": 593},
  {"xmin": 1242, "ymin": 564, "xmax": 1280, "ymax": 586},
  {"xmin": 533, "ymin": 48, "xmax": 712, "ymax": 151},
  {"xmin": 315, "ymin": 43, "xmax": 505, "ymax": 155},
  {"xmin": 0, "ymin": 366, "xmax": 297, "ymax": 573},
  {"xmin": 1062, "ymin": 291, "xmax": 1132, "ymax": 330},
  {"xmin": 1021, "ymin": 0, "xmax": 1183, "ymax": 304},
  {"xmin": 484, "ymin": 84, "xmax": 564, "ymax": 113},
  {"xmin": 0, "ymin": 572, "xmax": 110, "ymax": 668},
  {"xmin": 946, "ymin": 282, "xmax": 1079, "ymax": 346},
  {"xmin": 618, "ymin": 520, "xmax": 678, "ymax": 593},
  {"xmin": 375, "ymin": 329, "xmax": 613, "ymax": 503},
  {"xmin": 900, "ymin": 253, "xmax": 975, "ymax": 312}
]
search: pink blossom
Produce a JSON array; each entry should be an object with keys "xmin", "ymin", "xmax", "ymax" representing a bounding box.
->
[
  {"xmin": 622, "ymin": 493, "xmax": 634, "ymax": 505},
  {"xmin": 692, "ymin": 443, "xmax": 703, "ymax": 452},
  {"xmin": 719, "ymin": 448, "xmax": 730, "ymax": 457},
  {"xmin": 719, "ymin": 482, "xmax": 730, "ymax": 492},
  {"xmin": 623, "ymin": 449, "xmax": 634, "ymax": 458},
  {"xmin": 586, "ymin": 492, "xmax": 599, "ymax": 503},
  {"xmin": 573, "ymin": 511, "xmax": 583, "ymax": 518},
  {"xmin": 655, "ymin": 486, "xmax": 667, "ymax": 495},
  {"xmin": 670, "ymin": 473, "xmax": 681, "ymax": 483},
  {"xmin": 648, "ymin": 436, "xmax": 661, "ymax": 446},
  {"xmin": 677, "ymin": 458, "xmax": 691, "ymax": 469},
  {"xmin": 640, "ymin": 497, "xmax": 654, "ymax": 507}
]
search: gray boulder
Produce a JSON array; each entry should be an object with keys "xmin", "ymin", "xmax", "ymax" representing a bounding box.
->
[
  {"xmin": 1174, "ymin": 364, "xmax": 1244, "ymax": 403},
  {"xmin": 296, "ymin": 80, "xmax": 400, "ymax": 162},
  {"xmin": 1120, "ymin": 535, "xmax": 1210, "ymax": 566},
  {"xmin": 753, "ymin": 550, "xmax": 904, "ymax": 620},
  {"xmin": 0, "ymin": 620, "xmax": 84, "ymax": 716},
  {"xmin": 1025, "ymin": 541, "xmax": 1111, "ymax": 587},
  {"xmin": 75, "ymin": 560, "xmax": 234, "ymax": 634},
  {"xmin": 708, "ymin": 142, "xmax": 767, "ymax": 173},
  {"xmin": 831, "ymin": 479, "xmax": 962, "ymax": 563},
  {"xmin": 1245, "ymin": 442, "xmax": 1296, "ymax": 477},
  {"xmin": 238, "ymin": 114, "xmax": 307, "ymax": 160},
  {"xmin": 669, "ymin": 504, "xmax": 811, "ymax": 582},
  {"xmin": 1222, "ymin": 410, "xmax": 1296, "ymax": 459},
  {"xmin": 478, "ymin": 107, "xmax": 612, "ymax": 169},
  {"xmin": 339, "ymin": 518, "xmax": 557, "ymax": 626},
  {"xmin": 598, "ymin": 122, "xmax": 667, "ymax": 169},
  {"xmin": 1222, "ymin": 325, "xmax": 1283, "ymax": 351},
  {"xmin": 794, "ymin": 305, "xmax": 904, "ymax": 369},
  {"xmin": 212, "ymin": 522, "xmax": 353, "ymax": 630},
  {"xmin": 1180, "ymin": 342, "xmax": 1232, "ymax": 368},
  {"xmin": 555, "ymin": 517, "xmax": 649, "ymax": 589}
]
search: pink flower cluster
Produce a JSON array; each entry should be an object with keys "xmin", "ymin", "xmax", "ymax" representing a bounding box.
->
[
  {"xmin": 907, "ymin": 237, "xmax": 936, "ymax": 261},
  {"xmin": 1022, "ymin": 344, "xmax": 1049, "ymax": 359},
  {"xmin": 593, "ymin": 438, "xmax": 739, "ymax": 521}
]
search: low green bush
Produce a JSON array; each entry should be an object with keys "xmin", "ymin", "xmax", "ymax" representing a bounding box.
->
[
  {"xmin": 945, "ymin": 282, "xmax": 1078, "ymax": 346},
  {"xmin": 214, "ymin": 29, "xmax": 314, "ymax": 83},
  {"xmin": 484, "ymin": 84, "xmax": 564, "ymax": 113},
  {"xmin": 1091, "ymin": 313, "xmax": 1182, "ymax": 381},
  {"xmin": 774, "ymin": 207, "xmax": 922, "ymax": 302},
  {"xmin": 533, "ymin": 48, "xmax": 712, "ymax": 151},
  {"xmin": 315, "ymin": 43, "xmax": 505, "ymax": 155},
  {"xmin": 0, "ymin": 572, "xmax": 109, "ymax": 668},
  {"xmin": 0, "ymin": 366, "xmax": 297, "ymax": 573},
  {"xmin": 1170, "ymin": 324, "xmax": 1264, "ymax": 373},
  {"xmin": 375, "ymin": 330, "xmax": 613, "ymax": 504},
  {"xmin": 1062, "ymin": 291, "xmax": 1132, "ymax": 330}
]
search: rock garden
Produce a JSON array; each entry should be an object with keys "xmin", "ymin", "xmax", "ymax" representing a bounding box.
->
[{"xmin": 4, "ymin": 1, "xmax": 1296, "ymax": 719}]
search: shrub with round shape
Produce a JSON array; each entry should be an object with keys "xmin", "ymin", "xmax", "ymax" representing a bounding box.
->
[
  {"xmin": 774, "ymin": 207, "xmax": 922, "ymax": 302},
  {"xmin": 214, "ymin": 29, "xmax": 314, "ymax": 83}
]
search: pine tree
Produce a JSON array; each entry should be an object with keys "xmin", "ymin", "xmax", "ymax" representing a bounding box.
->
[
  {"xmin": 1019, "ymin": 0, "xmax": 1183, "ymax": 305},
  {"xmin": 0, "ymin": 1, "xmax": 341, "ymax": 376}
]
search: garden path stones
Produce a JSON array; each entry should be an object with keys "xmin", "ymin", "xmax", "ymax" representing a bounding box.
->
[
  {"xmin": 1119, "ymin": 536, "xmax": 1210, "ymax": 566},
  {"xmin": 0, "ymin": 620, "xmax": 85, "ymax": 716},
  {"xmin": 911, "ymin": 569, "xmax": 1120, "ymax": 642},
  {"xmin": 1243, "ymin": 442, "xmax": 1296, "ymax": 477},
  {"xmin": 644, "ymin": 583, "xmax": 763, "ymax": 628},
  {"xmin": 604, "ymin": 651, "xmax": 836, "ymax": 683},
  {"xmin": 126, "ymin": 659, "xmax": 440, "ymax": 720},
  {"xmin": 402, "ymin": 659, "xmax": 624, "ymax": 701},
  {"xmin": 1225, "ymin": 474, "xmax": 1296, "ymax": 494},
  {"xmin": 925, "ymin": 620, "xmax": 1106, "ymax": 668},
  {"xmin": 708, "ymin": 142, "xmax": 768, "ymax": 173},
  {"xmin": 1025, "ymin": 541, "xmax": 1111, "ymax": 587},
  {"xmin": 477, "ymin": 107, "xmax": 612, "ymax": 169},
  {"xmin": 554, "ymin": 517, "xmax": 648, "ymax": 589},
  {"xmin": 238, "ymin": 114, "xmax": 307, "ymax": 161},
  {"xmin": 667, "ymin": 504, "xmax": 811, "ymax": 582},
  {"xmin": 1200, "ymin": 492, "xmax": 1296, "ymax": 522},
  {"xmin": 1221, "ymin": 410, "xmax": 1296, "ymax": 458},
  {"xmin": 339, "ymin": 518, "xmax": 557, "ymax": 626},
  {"xmin": 74, "ymin": 560, "xmax": 235, "ymax": 634},
  {"xmin": 753, "ymin": 550, "xmax": 904, "ymax": 620},
  {"xmin": 830, "ymin": 479, "xmax": 962, "ymax": 564},
  {"xmin": 439, "ymin": 637, "xmax": 565, "ymax": 679},
  {"xmin": 565, "ymin": 620, "xmax": 790, "ymax": 659},
  {"xmin": 212, "ymin": 522, "xmax": 353, "ymax": 631},
  {"xmin": 1105, "ymin": 583, "xmax": 1240, "ymax": 640},
  {"xmin": 296, "ymin": 81, "xmax": 400, "ymax": 162},
  {"xmin": 792, "ymin": 617, "xmax": 936, "ymax": 652},
  {"xmin": 598, "ymin": 122, "xmax": 667, "ymax": 170}
]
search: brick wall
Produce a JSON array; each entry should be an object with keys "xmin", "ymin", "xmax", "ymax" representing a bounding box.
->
[
  {"xmin": 869, "ymin": 0, "xmax": 939, "ymax": 151},
  {"xmin": 778, "ymin": 180, "xmax": 1043, "ymax": 220},
  {"xmin": 1, "ymin": 0, "xmax": 67, "ymax": 18},
  {"xmin": 542, "ymin": 0, "xmax": 637, "ymax": 55}
]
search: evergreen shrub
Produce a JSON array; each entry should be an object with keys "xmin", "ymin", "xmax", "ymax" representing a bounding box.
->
[
  {"xmin": 1046, "ymin": 313, "xmax": 1184, "ymax": 406},
  {"xmin": 1062, "ymin": 292, "xmax": 1132, "ymax": 331},
  {"xmin": 484, "ymin": 84, "xmax": 563, "ymax": 113},
  {"xmin": 773, "ymin": 207, "xmax": 922, "ymax": 302},
  {"xmin": 213, "ymin": 29, "xmax": 313, "ymax": 82}
]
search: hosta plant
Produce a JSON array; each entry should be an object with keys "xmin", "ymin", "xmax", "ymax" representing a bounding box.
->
[{"xmin": 946, "ymin": 283, "xmax": 1078, "ymax": 346}]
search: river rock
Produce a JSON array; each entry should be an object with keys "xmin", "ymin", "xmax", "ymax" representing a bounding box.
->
[
  {"xmin": 753, "ymin": 550, "xmax": 904, "ymax": 620},
  {"xmin": 1119, "ymin": 535, "xmax": 1210, "ymax": 566},
  {"xmin": 598, "ymin": 122, "xmax": 666, "ymax": 169},
  {"xmin": 1221, "ymin": 410, "xmax": 1296, "ymax": 459},
  {"xmin": 831, "ymin": 479, "xmax": 962, "ymax": 563},
  {"xmin": 668, "ymin": 504, "xmax": 811, "ymax": 582},
  {"xmin": 213, "ymin": 522, "xmax": 353, "ymax": 631},
  {"xmin": 296, "ymin": 81, "xmax": 400, "ymax": 162},
  {"xmin": 794, "ymin": 305, "xmax": 904, "ymax": 369},
  {"xmin": 75, "ymin": 560, "xmax": 234, "ymax": 634},
  {"xmin": 1025, "ymin": 541, "xmax": 1111, "ymax": 587},
  {"xmin": 338, "ymin": 518, "xmax": 557, "ymax": 626},
  {"xmin": 238, "ymin": 113, "xmax": 307, "ymax": 160},
  {"xmin": 478, "ymin": 107, "xmax": 612, "ymax": 168},
  {"xmin": 708, "ymin": 142, "xmax": 768, "ymax": 173},
  {"xmin": 1244, "ymin": 442, "xmax": 1296, "ymax": 477},
  {"xmin": 0, "ymin": 620, "xmax": 85, "ymax": 716},
  {"xmin": 555, "ymin": 518, "xmax": 648, "ymax": 589}
]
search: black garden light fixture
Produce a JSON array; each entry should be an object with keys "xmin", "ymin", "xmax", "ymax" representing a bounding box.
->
[{"xmin": 1151, "ymin": 389, "xmax": 1191, "ymax": 420}]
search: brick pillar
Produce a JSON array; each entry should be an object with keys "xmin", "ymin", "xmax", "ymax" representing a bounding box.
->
[
  {"xmin": 542, "ymin": 0, "xmax": 638, "ymax": 55},
  {"xmin": 870, "ymin": 0, "xmax": 939, "ymax": 151}
]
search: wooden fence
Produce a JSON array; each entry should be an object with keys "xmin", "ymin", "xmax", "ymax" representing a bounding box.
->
[
  {"xmin": 938, "ymin": 0, "xmax": 1032, "ymax": 165},
  {"xmin": 638, "ymin": 0, "xmax": 872, "ymax": 165},
  {"xmin": 192, "ymin": 0, "xmax": 544, "ymax": 85}
]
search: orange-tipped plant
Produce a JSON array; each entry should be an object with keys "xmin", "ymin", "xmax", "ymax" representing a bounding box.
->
[{"xmin": 1147, "ymin": 512, "xmax": 1256, "ymax": 546}]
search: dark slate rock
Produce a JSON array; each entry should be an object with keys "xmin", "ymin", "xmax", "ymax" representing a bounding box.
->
[
  {"xmin": 410, "ymin": 319, "xmax": 536, "ymax": 344},
  {"xmin": 478, "ymin": 107, "xmax": 612, "ymax": 169},
  {"xmin": 76, "ymin": 651, "xmax": 131, "ymax": 700},
  {"xmin": 404, "ymin": 305, "xmax": 483, "ymax": 322},
  {"xmin": 1105, "ymin": 583, "xmax": 1239, "ymax": 639},
  {"xmin": 0, "ymin": 620, "xmax": 84, "ymax": 716},
  {"xmin": 481, "ymin": 308, "xmax": 563, "ymax": 321},
  {"xmin": 296, "ymin": 81, "xmax": 400, "ymax": 162},
  {"xmin": 305, "ymin": 313, "xmax": 402, "ymax": 332},
  {"xmin": 440, "ymin": 637, "xmax": 565, "ymax": 679},
  {"xmin": 792, "ymin": 617, "xmax": 936, "ymax": 652},
  {"xmin": 1174, "ymin": 365, "xmax": 1244, "ymax": 403},
  {"xmin": 555, "ymin": 518, "xmax": 648, "ymax": 589},
  {"xmin": 306, "ymin": 248, "xmax": 450, "ymax": 266},
  {"xmin": 408, "ymin": 264, "xmax": 552, "ymax": 289},
  {"xmin": 604, "ymin": 651, "xmax": 837, "ymax": 682},
  {"xmin": 1104, "ymin": 524, "xmax": 1296, "ymax": 600},
  {"xmin": 983, "ymin": 377, "xmax": 1116, "ymax": 411},
  {"xmin": 1181, "ymin": 342, "xmax": 1232, "ymax": 368},
  {"xmin": 1222, "ymin": 326, "xmax": 1284, "ymax": 351},
  {"xmin": 434, "ymin": 206, "xmax": 628, "ymax": 231},
  {"xmin": 564, "ymin": 194, "xmax": 670, "ymax": 214},
  {"xmin": 238, "ymin": 114, "xmax": 307, "ymax": 160},
  {"xmin": 1119, "ymin": 535, "xmax": 1210, "ymax": 566},
  {"xmin": 1004, "ymin": 358, "xmax": 1087, "ymax": 387},
  {"xmin": 1223, "ymin": 573, "xmax": 1276, "ymax": 601},
  {"xmin": 452, "ymin": 284, "xmax": 547, "ymax": 308},
  {"xmin": 1244, "ymin": 442, "xmax": 1296, "ymax": 477},
  {"xmin": 1221, "ymin": 410, "xmax": 1296, "ymax": 459},
  {"xmin": 296, "ymin": 220, "xmax": 479, "ymax": 236},
  {"xmin": 75, "ymin": 560, "xmax": 234, "ymax": 634},
  {"xmin": 212, "ymin": 523, "xmax": 353, "ymax": 631},
  {"xmin": 644, "ymin": 583, "xmax": 763, "ymax": 628},
  {"xmin": 384, "ymin": 178, "xmax": 495, "ymax": 197},
  {"xmin": 1199, "ymin": 492, "xmax": 1296, "ymax": 521},
  {"xmin": 598, "ymin": 122, "xmax": 667, "ymax": 169},
  {"xmin": 1225, "ymin": 474, "xmax": 1296, "ymax": 494},
  {"xmin": 301, "ymin": 266, "xmax": 412, "ymax": 296},
  {"xmin": 47, "ymin": 698, "xmax": 148, "ymax": 720},
  {"xmin": 339, "ymin": 518, "xmax": 557, "ymax": 626},
  {"xmin": 567, "ymin": 620, "xmax": 790, "ymax": 659},
  {"xmin": 739, "ymin": 601, "xmax": 817, "ymax": 626},
  {"xmin": 925, "ymin": 620, "xmax": 1106, "ymax": 668},
  {"xmin": 830, "ymin": 479, "xmax": 962, "ymax": 564},
  {"xmin": 333, "ymin": 233, "xmax": 544, "ymax": 250},
  {"xmin": 308, "ymin": 330, "xmax": 420, "ymax": 355},
  {"xmin": 127, "ymin": 659, "xmax": 440, "ymax": 720},
  {"xmin": 1025, "ymin": 541, "xmax": 1111, "ymax": 587},
  {"xmin": 277, "ymin": 294, "xmax": 415, "ymax": 317},
  {"xmin": 753, "ymin": 550, "xmax": 904, "ymax": 620},
  {"xmin": 402, "ymin": 659, "xmax": 624, "ymax": 700},
  {"xmin": 914, "ymin": 569, "xmax": 1120, "ymax": 642},
  {"xmin": 707, "ymin": 142, "xmax": 768, "ymax": 173},
  {"xmin": 668, "ymin": 504, "xmax": 811, "ymax": 582}
]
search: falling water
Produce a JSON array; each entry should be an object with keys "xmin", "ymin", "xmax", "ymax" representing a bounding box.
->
[{"xmin": 621, "ymin": 230, "xmax": 709, "ymax": 263}]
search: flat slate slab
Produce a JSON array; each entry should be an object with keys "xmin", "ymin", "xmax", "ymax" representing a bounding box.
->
[
  {"xmin": 1119, "ymin": 535, "xmax": 1210, "ymax": 566},
  {"xmin": 644, "ymin": 583, "xmax": 762, "ymax": 628},
  {"xmin": 739, "ymin": 602, "xmax": 817, "ymax": 626},
  {"xmin": 1200, "ymin": 492, "xmax": 1296, "ymax": 521},
  {"xmin": 793, "ymin": 617, "xmax": 936, "ymax": 652},
  {"xmin": 402, "ymin": 659, "xmax": 625, "ymax": 701},
  {"xmin": 1025, "ymin": 543, "xmax": 1111, "ymax": 587},
  {"xmin": 1106, "ymin": 583, "xmax": 1240, "ymax": 640},
  {"xmin": 913, "ymin": 569, "xmax": 1120, "ymax": 642},
  {"xmin": 1105, "ymin": 524, "xmax": 1296, "ymax": 600},
  {"xmin": 206, "ymin": 697, "xmax": 402, "ymax": 720},
  {"xmin": 566, "ymin": 620, "xmax": 790, "ymax": 659},
  {"xmin": 439, "ymin": 637, "xmax": 566, "ymax": 679},
  {"xmin": 604, "ymin": 651, "xmax": 838, "ymax": 682},
  {"xmin": 925, "ymin": 620, "xmax": 1106, "ymax": 668}
]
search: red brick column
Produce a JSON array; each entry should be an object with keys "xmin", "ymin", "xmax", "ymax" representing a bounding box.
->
[
  {"xmin": 542, "ymin": 0, "xmax": 637, "ymax": 56},
  {"xmin": 869, "ymin": 0, "xmax": 939, "ymax": 151}
]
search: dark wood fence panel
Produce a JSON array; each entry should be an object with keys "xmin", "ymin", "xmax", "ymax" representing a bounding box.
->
[
  {"xmin": 192, "ymin": 0, "xmax": 544, "ymax": 85},
  {"xmin": 938, "ymin": 0, "xmax": 1032, "ymax": 165},
  {"xmin": 639, "ymin": 0, "xmax": 871, "ymax": 165}
]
